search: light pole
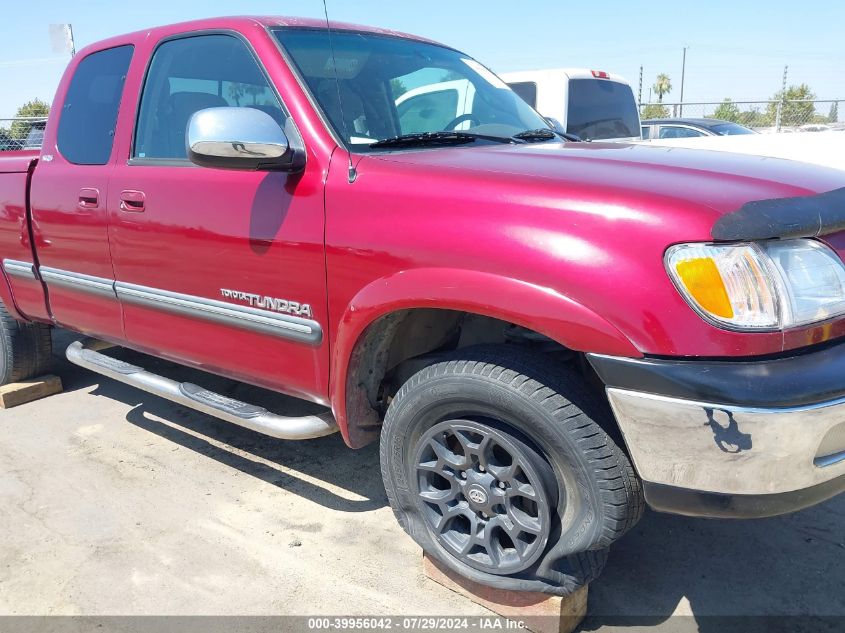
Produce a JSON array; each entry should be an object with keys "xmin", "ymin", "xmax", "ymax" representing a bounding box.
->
[
  {"xmin": 679, "ymin": 46, "xmax": 688, "ymax": 117},
  {"xmin": 638, "ymin": 65, "xmax": 643, "ymax": 105}
]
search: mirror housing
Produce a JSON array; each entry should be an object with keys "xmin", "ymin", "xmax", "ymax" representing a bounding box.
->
[{"xmin": 187, "ymin": 107, "xmax": 304, "ymax": 172}]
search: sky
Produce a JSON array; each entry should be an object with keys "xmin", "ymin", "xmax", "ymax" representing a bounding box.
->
[{"xmin": 1, "ymin": 0, "xmax": 843, "ymax": 117}]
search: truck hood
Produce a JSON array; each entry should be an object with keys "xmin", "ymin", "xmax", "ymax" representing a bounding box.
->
[{"xmin": 369, "ymin": 141, "xmax": 845, "ymax": 229}]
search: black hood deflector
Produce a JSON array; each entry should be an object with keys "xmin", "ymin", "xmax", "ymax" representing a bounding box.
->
[{"xmin": 712, "ymin": 186, "xmax": 845, "ymax": 241}]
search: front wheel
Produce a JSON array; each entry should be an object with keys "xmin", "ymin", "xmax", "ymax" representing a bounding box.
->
[{"xmin": 379, "ymin": 345, "xmax": 643, "ymax": 595}]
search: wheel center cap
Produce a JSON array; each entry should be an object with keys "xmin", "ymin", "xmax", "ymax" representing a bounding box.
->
[{"xmin": 466, "ymin": 485, "xmax": 488, "ymax": 505}]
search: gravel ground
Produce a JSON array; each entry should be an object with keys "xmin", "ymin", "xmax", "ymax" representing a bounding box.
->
[{"xmin": 0, "ymin": 331, "xmax": 842, "ymax": 632}]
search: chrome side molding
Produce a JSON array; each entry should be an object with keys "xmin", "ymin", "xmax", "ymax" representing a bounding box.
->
[
  {"xmin": 31, "ymin": 264, "xmax": 322, "ymax": 346},
  {"xmin": 115, "ymin": 281, "xmax": 322, "ymax": 345},
  {"xmin": 39, "ymin": 266, "xmax": 117, "ymax": 298},
  {"xmin": 2, "ymin": 259, "xmax": 38, "ymax": 281},
  {"xmin": 65, "ymin": 339, "xmax": 338, "ymax": 441}
]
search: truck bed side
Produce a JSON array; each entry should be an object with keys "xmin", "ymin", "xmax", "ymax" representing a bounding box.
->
[{"xmin": 0, "ymin": 152, "xmax": 51, "ymax": 321}]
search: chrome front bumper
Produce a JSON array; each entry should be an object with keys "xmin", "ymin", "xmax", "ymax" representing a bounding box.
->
[
  {"xmin": 606, "ymin": 388, "xmax": 845, "ymax": 496},
  {"xmin": 589, "ymin": 348, "xmax": 845, "ymax": 517}
]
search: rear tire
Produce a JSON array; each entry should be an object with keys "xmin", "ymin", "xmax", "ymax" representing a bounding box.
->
[
  {"xmin": 0, "ymin": 301, "xmax": 53, "ymax": 385},
  {"xmin": 380, "ymin": 345, "xmax": 643, "ymax": 595}
]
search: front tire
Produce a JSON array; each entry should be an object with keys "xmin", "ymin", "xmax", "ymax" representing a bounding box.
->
[
  {"xmin": 380, "ymin": 345, "xmax": 642, "ymax": 595},
  {"xmin": 0, "ymin": 301, "xmax": 53, "ymax": 385}
]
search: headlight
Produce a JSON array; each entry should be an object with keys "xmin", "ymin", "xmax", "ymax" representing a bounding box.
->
[{"xmin": 665, "ymin": 239, "xmax": 845, "ymax": 331}]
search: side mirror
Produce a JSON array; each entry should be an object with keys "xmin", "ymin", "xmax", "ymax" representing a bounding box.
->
[{"xmin": 187, "ymin": 107, "xmax": 303, "ymax": 172}]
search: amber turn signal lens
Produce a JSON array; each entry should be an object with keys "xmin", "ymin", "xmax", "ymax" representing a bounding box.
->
[{"xmin": 674, "ymin": 257, "xmax": 734, "ymax": 319}]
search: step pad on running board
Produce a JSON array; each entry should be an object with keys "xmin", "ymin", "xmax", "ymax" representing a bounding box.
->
[
  {"xmin": 179, "ymin": 382, "xmax": 266, "ymax": 419},
  {"xmin": 79, "ymin": 348, "xmax": 143, "ymax": 375}
]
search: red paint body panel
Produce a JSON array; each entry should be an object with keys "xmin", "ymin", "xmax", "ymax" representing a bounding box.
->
[
  {"xmin": 106, "ymin": 164, "xmax": 330, "ymax": 401},
  {"xmin": 326, "ymin": 144, "xmax": 845, "ymax": 358},
  {"xmin": 0, "ymin": 153, "xmax": 50, "ymax": 320},
  {"xmin": 3, "ymin": 17, "xmax": 845, "ymax": 446}
]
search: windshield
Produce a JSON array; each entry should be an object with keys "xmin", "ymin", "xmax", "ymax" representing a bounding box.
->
[
  {"xmin": 273, "ymin": 28, "xmax": 550, "ymax": 151},
  {"xmin": 566, "ymin": 78, "xmax": 640, "ymax": 140},
  {"xmin": 709, "ymin": 122, "xmax": 756, "ymax": 136}
]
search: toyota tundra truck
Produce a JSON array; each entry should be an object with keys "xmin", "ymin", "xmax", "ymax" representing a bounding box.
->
[{"xmin": 1, "ymin": 16, "xmax": 844, "ymax": 596}]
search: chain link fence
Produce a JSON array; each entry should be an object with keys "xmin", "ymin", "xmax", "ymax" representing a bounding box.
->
[
  {"xmin": 639, "ymin": 100, "xmax": 843, "ymax": 133},
  {"xmin": 0, "ymin": 117, "xmax": 48, "ymax": 150}
]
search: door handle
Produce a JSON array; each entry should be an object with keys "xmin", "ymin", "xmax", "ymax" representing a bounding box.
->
[
  {"xmin": 120, "ymin": 190, "xmax": 146, "ymax": 213},
  {"xmin": 78, "ymin": 188, "xmax": 99, "ymax": 209}
]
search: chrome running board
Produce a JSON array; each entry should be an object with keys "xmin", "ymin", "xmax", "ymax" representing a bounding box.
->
[{"xmin": 66, "ymin": 340, "xmax": 338, "ymax": 441}]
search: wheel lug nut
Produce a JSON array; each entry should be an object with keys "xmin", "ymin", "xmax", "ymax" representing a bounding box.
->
[
  {"xmin": 461, "ymin": 471, "xmax": 467, "ymax": 478},
  {"xmin": 478, "ymin": 465, "xmax": 485, "ymax": 472},
  {"xmin": 498, "ymin": 481, "xmax": 506, "ymax": 489}
]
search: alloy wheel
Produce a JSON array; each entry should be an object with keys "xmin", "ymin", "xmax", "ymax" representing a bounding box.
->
[{"xmin": 412, "ymin": 419, "xmax": 553, "ymax": 575}]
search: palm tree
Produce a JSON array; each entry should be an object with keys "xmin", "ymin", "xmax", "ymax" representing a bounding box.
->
[{"xmin": 653, "ymin": 74, "xmax": 672, "ymax": 103}]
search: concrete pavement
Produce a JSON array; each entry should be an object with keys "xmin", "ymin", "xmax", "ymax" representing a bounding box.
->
[{"xmin": 1, "ymin": 332, "xmax": 842, "ymax": 631}]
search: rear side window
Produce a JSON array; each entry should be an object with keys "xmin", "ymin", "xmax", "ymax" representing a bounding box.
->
[
  {"xmin": 658, "ymin": 126, "xmax": 705, "ymax": 139},
  {"xmin": 508, "ymin": 81, "xmax": 537, "ymax": 108},
  {"xmin": 134, "ymin": 34, "xmax": 284, "ymax": 160},
  {"xmin": 57, "ymin": 45, "xmax": 134, "ymax": 165}
]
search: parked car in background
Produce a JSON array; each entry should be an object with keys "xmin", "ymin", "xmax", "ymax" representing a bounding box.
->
[
  {"xmin": 501, "ymin": 68, "xmax": 641, "ymax": 141},
  {"xmin": 641, "ymin": 118, "xmax": 845, "ymax": 172},
  {"xmin": 799, "ymin": 124, "xmax": 832, "ymax": 133},
  {"xmin": 640, "ymin": 117, "xmax": 756, "ymax": 140}
]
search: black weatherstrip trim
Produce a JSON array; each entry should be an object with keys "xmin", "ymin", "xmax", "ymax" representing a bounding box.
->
[
  {"xmin": 712, "ymin": 186, "xmax": 845, "ymax": 241},
  {"xmin": 588, "ymin": 337, "xmax": 845, "ymax": 408}
]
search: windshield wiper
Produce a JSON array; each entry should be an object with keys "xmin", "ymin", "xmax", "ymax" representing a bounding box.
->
[
  {"xmin": 512, "ymin": 128, "xmax": 581, "ymax": 143},
  {"xmin": 369, "ymin": 131, "xmax": 515, "ymax": 149}
]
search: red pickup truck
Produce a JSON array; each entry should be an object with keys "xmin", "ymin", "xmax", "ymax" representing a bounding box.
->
[{"xmin": 2, "ymin": 16, "xmax": 844, "ymax": 595}]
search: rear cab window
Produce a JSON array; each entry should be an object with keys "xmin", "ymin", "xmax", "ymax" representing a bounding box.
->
[
  {"xmin": 57, "ymin": 45, "xmax": 134, "ymax": 165},
  {"xmin": 566, "ymin": 78, "xmax": 639, "ymax": 140}
]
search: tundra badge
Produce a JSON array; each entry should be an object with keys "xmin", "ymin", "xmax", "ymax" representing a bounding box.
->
[{"xmin": 220, "ymin": 289, "xmax": 313, "ymax": 318}]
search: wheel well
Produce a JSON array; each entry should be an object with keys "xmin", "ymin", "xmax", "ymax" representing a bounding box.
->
[{"xmin": 343, "ymin": 308, "xmax": 615, "ymax": 448}]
